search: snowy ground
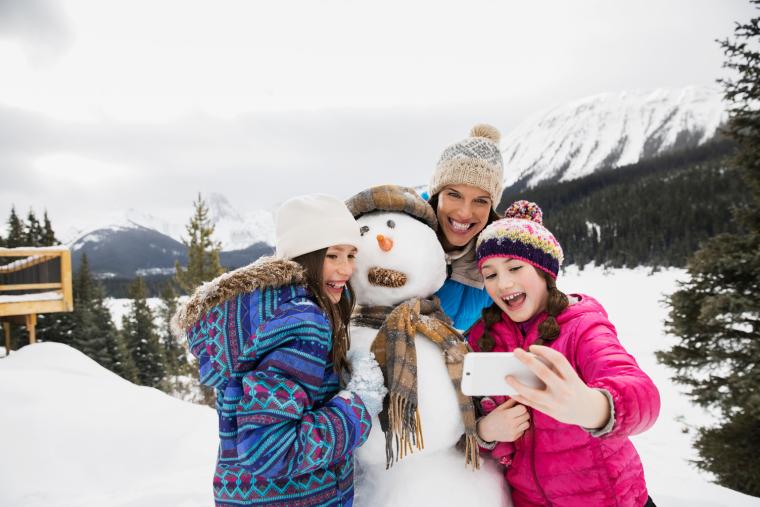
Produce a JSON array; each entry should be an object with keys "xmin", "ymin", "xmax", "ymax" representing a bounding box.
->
[
  {"xmin": 105, "ymin": 297, "xmax": 164, "ymax": 329},
  {"xmin": 1, "ymin": 266, "xmax": 759, "ymax": 506}
]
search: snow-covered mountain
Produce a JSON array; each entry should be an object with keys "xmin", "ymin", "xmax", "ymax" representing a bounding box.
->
[
  {"xmin": 501, "ymin": 85, "xmax": 727, "ymax": 188},
  {"xmin": 64, "ymin": 193, "xmax": 275, "ymax": 251},
  {"xmin": 204, "ymin": 193, "xmax": 276, "ymax": 251},
  {"xmin": 66, "ymin": 194, "xmax": 276, "ymax": 277}
]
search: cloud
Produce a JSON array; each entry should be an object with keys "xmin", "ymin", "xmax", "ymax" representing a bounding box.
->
[
  {"xmin": 0, "ymin": 0, "xmax": 72, "ymax": 64},
  {"xmin": 0, "ymin": 101, "xmax": 523, "ymax": 237}
]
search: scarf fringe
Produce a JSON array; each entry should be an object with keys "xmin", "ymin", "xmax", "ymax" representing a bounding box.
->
[
  {"xmin": 384, "ymin": 393, "xmax": 425, "ymax": 469},
  {"xmin": 369, "ymin": 297, "xmax": 481, "ymax": 471},
  {"xmin": 464, "ymin": 433, "xmax": 480, "ymax": 470}
]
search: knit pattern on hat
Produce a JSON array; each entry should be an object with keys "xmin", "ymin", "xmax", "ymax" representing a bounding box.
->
[
  {"xmin": 475, "ymin": 200, "xmax": 564, "ymax": 278},
  {"xmin": 345, "ymin": 184, "xmax": 438, "ymax": 230},
  {"xmin": 429, "ymin": 124, "xmax": 504, "ymax": 207}
]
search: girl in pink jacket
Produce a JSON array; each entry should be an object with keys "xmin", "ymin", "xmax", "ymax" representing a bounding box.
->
[{"xmin": 467, "ymin": 201, "xmax": 660, "ymax": 507}]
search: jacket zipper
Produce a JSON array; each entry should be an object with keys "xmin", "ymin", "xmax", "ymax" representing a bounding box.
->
[
  {"xmin": 516, "ymin": 317, "xmax": 552, "ymax": 505},
  {"xmin": 529, "ymin": 419, "xmax": 553, "ymax": 506}
]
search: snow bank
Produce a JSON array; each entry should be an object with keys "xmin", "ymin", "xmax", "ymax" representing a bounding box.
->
[
  {"xmin": 0, "ymin": 342, "xmax": 217, "ymax": 507},
  {"xmin": 0, "ymin": 291, "xmax": 63, "ymax": 303}
]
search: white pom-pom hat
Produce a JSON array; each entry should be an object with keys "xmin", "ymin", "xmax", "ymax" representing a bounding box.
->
[{"xmin": 275, "ymin": 194, "xmax": 361, "ymax": 260}]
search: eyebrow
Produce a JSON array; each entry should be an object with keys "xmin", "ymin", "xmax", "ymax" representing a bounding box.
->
[{"xmin": 445, "ymin": 186, "xmax": 491, "ymax": 200}]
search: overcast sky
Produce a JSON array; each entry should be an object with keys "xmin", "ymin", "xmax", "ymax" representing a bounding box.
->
[{"xmin": 1, "ymin": 0, "xmax": 755, "ymax": 237}]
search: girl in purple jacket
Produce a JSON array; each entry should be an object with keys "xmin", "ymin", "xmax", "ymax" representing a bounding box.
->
[{"xmin": 467, "ymin": 200, "xmax": 660, "ymax": 507}]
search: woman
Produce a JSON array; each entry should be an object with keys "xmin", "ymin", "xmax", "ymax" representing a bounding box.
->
[
  {"xmin": 173, "ymin": 194, "xmax": 386, "ymax": 507},
  {"xmin": 427, "ymin": 123, "xmax": 504, "ymax": 330}
]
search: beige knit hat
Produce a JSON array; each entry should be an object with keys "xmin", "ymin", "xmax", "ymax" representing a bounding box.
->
[
  {"xmin": 429, "ymin": 124, "xmax": 504, "ymax": 208},
  {"xmin": 275, "ymin": 194, "xmax": 361, "ymax": 260}
]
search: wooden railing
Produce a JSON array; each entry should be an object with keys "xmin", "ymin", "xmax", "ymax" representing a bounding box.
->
[{"xmin": 0, "ymin": 247, "xmax": 73, "ymax": 354}]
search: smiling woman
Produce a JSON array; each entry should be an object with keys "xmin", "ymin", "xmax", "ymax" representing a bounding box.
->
[{"xmin": 427, "ymin": 124, "xmax": 504, "ymax": 330}]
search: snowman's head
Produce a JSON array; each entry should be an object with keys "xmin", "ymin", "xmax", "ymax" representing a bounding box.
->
[{"xmin": 352, "ymin": 211, "xmax": 447, "ymax": 307}]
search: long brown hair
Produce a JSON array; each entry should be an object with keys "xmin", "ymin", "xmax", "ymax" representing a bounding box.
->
[
  {"xmin": 477, "ymin": 267, "xmax": 569, "ymax": 351},
  {"xmin": 293, "ymin": 248, "xmax": 356, "ymax": 375}
]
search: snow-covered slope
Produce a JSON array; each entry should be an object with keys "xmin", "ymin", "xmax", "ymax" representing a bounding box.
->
[
  {"xmin": 204, "ymin": 193, "xmax": 276, "ymax": 251},
  {"xmin": 0, "ymin": 342, "xmax": 217, "ymax": 507},
  {"xmin": 2, "ymin": 267, "xmax": 759, "ymax": 506},
  {"xmin": 502, "ymin": 86, "xmax": 727, "ymax": 188}
]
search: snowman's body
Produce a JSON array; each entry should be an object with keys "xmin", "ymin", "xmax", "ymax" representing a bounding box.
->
[{"xmin": 350, "ymin": 210, "xmax": 511, "ymax": 507}]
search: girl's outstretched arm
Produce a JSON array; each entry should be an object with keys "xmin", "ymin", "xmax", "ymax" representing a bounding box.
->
[
  {"xmin": 507, "ymin": 321, "xmax": 660, "ymax": 438},
  {"xmin": 506, "ymin": 346, "xmax": 612, "ymax": 430}
]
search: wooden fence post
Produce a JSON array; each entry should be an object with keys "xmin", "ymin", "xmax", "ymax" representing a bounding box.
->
[
  {"xmin": 25, "ymin": 313, "xmax": 37, "ymax": 344},
  {"xmin": 3, "ymin": 321, "xmax": 10, "ymax": 355}
]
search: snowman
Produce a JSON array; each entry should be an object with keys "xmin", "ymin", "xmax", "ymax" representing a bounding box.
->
[{"xmin": 345, "ymin": 185, "xmax": 511, "ymax": 507}]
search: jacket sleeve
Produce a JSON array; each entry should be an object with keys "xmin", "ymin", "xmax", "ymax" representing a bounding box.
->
[
  {"xmin": 232, "ymin": 302, "xmax": 372, "ymax": 479},
  {"xmin": 572, "ymin": 315, "xmax": 660, "ymax": 438}
]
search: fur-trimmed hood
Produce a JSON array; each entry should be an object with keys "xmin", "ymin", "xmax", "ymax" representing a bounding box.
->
[{"xmin": 171, "ymin": 256, "xmax": 306, "ymax": 338}]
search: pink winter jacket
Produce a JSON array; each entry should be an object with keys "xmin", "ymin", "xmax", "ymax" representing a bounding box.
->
[{"xmin": 467, "ymin": 294, "xmax": 660, "ymax": 507}]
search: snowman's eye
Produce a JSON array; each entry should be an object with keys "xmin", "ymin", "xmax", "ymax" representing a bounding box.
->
[
  {"xmin": 360, "ymin": 225, "xmax": 370, "ymax": 236},
  {"xmin": 386, "ymin": 220, "xmax": 395, "ymax": 229}
]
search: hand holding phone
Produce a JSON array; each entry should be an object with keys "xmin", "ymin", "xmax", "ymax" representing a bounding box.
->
[
  {"xmin": 461, "ymin": 352, "xmax": 545, "ymax": 396},
  {"xmin": 477, "ymin": 398, "xmax": 530, "ymax": 443}
]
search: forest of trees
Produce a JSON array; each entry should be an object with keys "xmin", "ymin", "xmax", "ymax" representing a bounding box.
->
[
  {"xmin": 1, "ymin": 196, "xmax": 224, "ymax": 403},
  {"xmin": 499, "ymin": 137, "xmax": 747, "ymax": 269}
]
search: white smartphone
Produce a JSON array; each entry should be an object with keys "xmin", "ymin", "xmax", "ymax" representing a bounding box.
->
[{"xmin": 461, "ymin": 352, "xmax": 545, "ymax": 396}]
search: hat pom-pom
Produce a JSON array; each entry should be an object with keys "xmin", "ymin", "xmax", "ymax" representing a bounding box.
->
[
  {"xmin": 469, "ymin": 123, "xmax": 501, "ymax": 144},
  {"xmin": 505, "ymin": 200, "xmax": 543, "ymax": 224}
]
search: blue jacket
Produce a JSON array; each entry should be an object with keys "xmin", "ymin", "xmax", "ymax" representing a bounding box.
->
[
  {"xmin": 436, "ymin": 277, "xmax": 493, "ymax": 331},
  {"xmin": 175, "ymin": 258, "xmax": 371, "ymax": 507}
]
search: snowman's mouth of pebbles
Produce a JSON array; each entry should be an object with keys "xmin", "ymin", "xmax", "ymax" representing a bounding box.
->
[{"xmin": 367, "ymin": 267, "xmax": 408, "ymax": 288}]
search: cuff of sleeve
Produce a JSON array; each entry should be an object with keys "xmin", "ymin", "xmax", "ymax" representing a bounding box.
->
[
  {"xmin": 330, "ymin": 392, "xmax": 372, "ymax": 448},
  {"xmin": 582, "ymin": 388, "xmax": 615, "ymax": 437},
  {"xmin": 475, "ymin": 417, "xmax": 497, "ymax": 450}
]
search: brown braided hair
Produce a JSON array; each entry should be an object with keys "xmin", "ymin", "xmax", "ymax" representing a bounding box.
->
[
  {"xmin": 477, "ymin": 267, "xmax": 569, "ymax": 351},
  {"xmin": 535, "ymin": 270, "xmax": 569, "ymax": 346},
  {"xmin": 292, "ymin": 248, "xmax": 356, "ymax": 376}
]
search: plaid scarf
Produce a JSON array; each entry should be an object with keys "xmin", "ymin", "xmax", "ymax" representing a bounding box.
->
[{"xmin": 353, "ymin": 297, "xmax": 480, "ymax": 470}]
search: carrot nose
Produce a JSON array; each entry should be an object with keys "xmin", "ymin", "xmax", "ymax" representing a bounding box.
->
[{"xmin": 377, "ymin": 234, "xmax": 394, "ymax": 252}]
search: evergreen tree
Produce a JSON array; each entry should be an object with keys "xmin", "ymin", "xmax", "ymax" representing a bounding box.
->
[
  {"xmin": 657, "ymin": 3, "xmax": 760, "ymax": 496},
  {"xmin": 175, "ymin": 193, "xmax": 225, "ymax": 294},
  {"xmin": 41, "ymin": 211, "xmax": 59, "ymax": 246},
  {"xmin": 67, "ymin": 255, "xmax": 138, "ymax": 382},
  {"xmin": 121, "ymin": 277, "xmax": 166, "ymax": 388},
  {"xmin": 157, "ymin": 281, "xmax": 187, "ymax": 377},
  {"xmin": 6, "ymin": 206, "xmax": 24, "ymax": 248},
  {"xmin": 24, "ymin": 209, "xmax": 43, "ymax": 246}
]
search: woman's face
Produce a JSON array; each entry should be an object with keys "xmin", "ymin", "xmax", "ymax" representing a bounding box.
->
[
  {"xmin": 322, "ymin": 244, "xmax": 357, "ymax": 304},
  {"xmin": 436, "ymin": 184, "xmax": 492, "ymax": 250}
]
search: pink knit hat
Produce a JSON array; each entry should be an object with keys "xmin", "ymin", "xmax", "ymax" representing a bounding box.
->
[{"xmin": 475, "ymin": 200, "xmax": 564, "ymax": 278}]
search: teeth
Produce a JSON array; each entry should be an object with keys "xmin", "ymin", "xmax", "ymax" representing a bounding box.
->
[
  {"xmin": 327, "ymin": 282, "xmax": 345, "ymax": 289},
  {"xmin": 450, "ymin": 220, "xmax": 472, "ymax": 232},
  {"xmin": 502, "ymin": 293, "xmax": 523, "ymax": 301}
]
